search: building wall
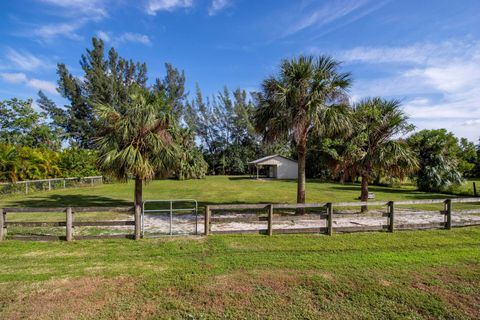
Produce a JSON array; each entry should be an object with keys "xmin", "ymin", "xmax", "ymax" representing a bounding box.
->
[{"xmin": 275, "ymin": 157, "xmax": 298, "ymax": 179}]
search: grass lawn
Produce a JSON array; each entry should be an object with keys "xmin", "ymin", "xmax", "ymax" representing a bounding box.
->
[
  {"xmin": 0, "ymin": 228, "xmax": 479, "ymax": 319},
  {"xmin": 1, "ymin": 176, "xmax": 476, "ymax": 208},
  {"xmin": 0, "ymin": 177, "xmax": 479, "ymax": 318}
]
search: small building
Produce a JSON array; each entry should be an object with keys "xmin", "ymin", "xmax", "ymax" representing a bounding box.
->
[{"xmin": 249, "ymin": 155, "xmax": 298, "ymax": 180}]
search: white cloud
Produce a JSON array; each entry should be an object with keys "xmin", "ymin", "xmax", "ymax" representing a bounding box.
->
[
  {"xmin": 5, "ymin": 48, "xmax": 45, "ymax": 71},
  {"xmin": 0, "ymin": 72, "xmax": 57, "ymax": 95},
  {"xmin": 339, "ymin": 45, "xmax": 429, "ymax": 64},
  {"xmin": 208, "ymin": 0, "xmax": 232, "ymax": 16},
  {"xmin": 118, "ymin": 32, "xmax": 151, "ymax": 45},
  {"xmin": 339, "ymin": 40, "xmax": 479, "ymax": 65},
  {"xmin": 97, "ymin": 31, "xmax": 152, "ymax": 46},
  {"xmin": 283, "ymin": 0, "xmax": 388, "ymax": 37},
  {"xmin": 27, "ymin": 78, "xmax": 57, "ymax": 94},
  {"xmin": 463, "ymin": 119, "xmax": 480, "ymax": 126},
  {"xmin": 146, "ymin": 0, "xmax": 194, "ymax": 15},
  {"xmin": 340, "ymin": 39, "xmax": 480, "ymax": 141},
  {"xmin": 32, "ymin": 21, "xmax": 84, "ymax": 42},
  {"xmin": 28, "ymin": 0, "xmax": 110, "ymax": 42},
  {"xmin": 404, "ymin": 62, "xmax": 480, "ymax": 93},
  {"xmin": 0, "ymin": 72, "xmax": 28, "ymax": 83},
  {"xmin": 97, "ymin": 31, "xmax": 111, "ymax": 43},
  {"xmin": 37, "ymin": 0, "xmax": 108, "ymax": 20}
]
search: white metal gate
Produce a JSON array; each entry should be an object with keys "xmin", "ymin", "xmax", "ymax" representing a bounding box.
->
[{"xmin": 141, "ymin": 199, "xmax": 198, "ymax": 237}]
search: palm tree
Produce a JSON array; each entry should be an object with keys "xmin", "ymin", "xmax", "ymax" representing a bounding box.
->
[
  {"xmin": 254, "ymin": 55, "xmax": 351, "ymax": 209},
  {"xmin": 342, "ymin": 98, "xmax": 418, "ymax": 211},
  {"xmin": 0, "ymin": 144, "xmax": 19, "ymax": 182},
  {"xmin": 94, "ymin": 85, "xmax": 174, "ymax": 239}
]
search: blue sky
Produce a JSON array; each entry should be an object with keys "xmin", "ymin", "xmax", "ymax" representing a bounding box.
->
[{"xmin": 1, "ymin": 0, "xmax": 479, "ymax": 141}]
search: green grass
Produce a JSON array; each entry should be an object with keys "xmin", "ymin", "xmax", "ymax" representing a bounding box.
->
[
  {"xmin": 451, "ymin": 179, "xmax": 480, "ymax": 196},
  {"xmin": 0, "ymin": 228, "xmax": 479, "ymax": 319},
  {"xmin": 1, "ymin": 175, "xmax": 476, "ymax": 207},
  {"xmin": 1, "ymin": 177, "xmax": 479, "ymax": 318}
]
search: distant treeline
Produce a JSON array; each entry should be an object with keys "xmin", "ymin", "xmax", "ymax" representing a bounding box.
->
[{"xmin": 0, "ymin": 37, "xmax": 479, "ymax": 193}]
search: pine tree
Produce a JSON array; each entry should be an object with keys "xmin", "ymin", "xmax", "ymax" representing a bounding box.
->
[{"xmin": 57, "ymin": 37, "xmax": 148, "ymax": 148}]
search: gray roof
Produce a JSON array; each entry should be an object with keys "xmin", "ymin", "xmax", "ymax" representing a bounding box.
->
[{"xmin": 248, "ymin": 154, "xmax": 297, "ymax": 165}]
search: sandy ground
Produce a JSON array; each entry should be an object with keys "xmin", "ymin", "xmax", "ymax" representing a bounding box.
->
[{"xmin": 141, "ymin": 209, "xmax": 480, "ymax": 236}]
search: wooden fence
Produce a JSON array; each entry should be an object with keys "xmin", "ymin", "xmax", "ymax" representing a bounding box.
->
[
  {"xmin": 0, "ymin": 206, "xmax": 135, "ymax": 241},
  {"xmin": 1, "ymin": 198, "xmax": 479, "ymax": 241},
  {"xmin": 204, "ymin": 198, "xmax": 480, "ymax": 236}
]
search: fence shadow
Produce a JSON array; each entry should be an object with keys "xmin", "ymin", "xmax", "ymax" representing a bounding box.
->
[
  {"xmin": 4, "ymin": 194, "xmax": 132, "ymax": 208},
  {"xmin": 329, "ymin": 185, "xmax": 450, "ymax": 197},
  {"xmin": 228, "ymin": 176, "xmax": 253, "ymax": 181}
]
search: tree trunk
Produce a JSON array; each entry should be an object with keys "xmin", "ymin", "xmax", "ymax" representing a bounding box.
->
[
  {"xmin": 360, "ymin": 175, "xmax": 369, "ymax": 212},
  {"xmin": 134, "ymin": 176, "xmax": 143, "ymax": 240},
  {"xmin": 296, "ymin": 144, "xmax": 306, "ymax": 215}
]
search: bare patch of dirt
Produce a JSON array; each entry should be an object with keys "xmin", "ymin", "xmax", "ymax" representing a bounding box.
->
[
  {"xmin": 412, "ymin": 265, "xmax": 480, "ymax": 319},
  {"xmin": 22, "ymin": 251, "xmax": 88, "ymax": 258},
  {"xmin": 1, "ymin": 276, "xmax": 139, "ymax": 320},
  {"xmin": 169, "ymin": 269, "xmax": 330, "ymax": 317},
  {"xmin": 379, "ymin": 279, "xmax": 391, "ymax": 287}
]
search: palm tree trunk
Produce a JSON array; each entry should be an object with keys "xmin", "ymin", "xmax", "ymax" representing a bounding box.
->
[
  {"xmin": 296, "ymin": 144, "xmax": 306, "ymax": 215},
  {"xmin": 134, "ymin": 176, "xmax": 142, "ymax": 240},
  {"xmin": 360, "ymin": 175, "xmax": 369, "ymax": 212}
]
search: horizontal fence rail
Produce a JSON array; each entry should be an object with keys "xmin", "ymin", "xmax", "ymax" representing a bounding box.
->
[
  {"xmin": 204, "ymin": 198, "xmax": 480, "ymax": 236},
  {"xmin": 0, "ymin": 206, "xmax": 134, "ymax": 241}
]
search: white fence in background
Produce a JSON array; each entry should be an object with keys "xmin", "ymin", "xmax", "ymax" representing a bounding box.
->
[{"xmin": 0, "ymin": 176, "xmax": 103, "ymax": 196}]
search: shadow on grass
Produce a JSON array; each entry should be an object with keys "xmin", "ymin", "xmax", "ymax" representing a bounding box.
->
[
  {"xmin": 5, "ymin": 194, "xmax": 132, "ymax": 208},
  {"xmin": 228, "ymin": 176, "xmax": 254, "ymax": 181},
  {"xmin": 333, "ymin": 185, "xmax": 473, "ymax": 198},
  {"xmin": 6, "ymin": 194, "xmax": 272, "ymax": 210}
]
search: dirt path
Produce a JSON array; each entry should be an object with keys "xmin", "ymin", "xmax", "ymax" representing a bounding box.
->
[{"xmin": 142, "ymin": 209, "xmax": 480, "ymax": 235}]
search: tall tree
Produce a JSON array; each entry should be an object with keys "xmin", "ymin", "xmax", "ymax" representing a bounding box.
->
[
  {"xmin": 476, "ymin": 137, "xmax": 480, "ymax": 178},
  {"xmin": 408, "ymin": 129, "xmax": 464, "ymax": 192},
  {"xmin": 57, "ymin": 37, "xmax": 148, "ymax": 148},
  {"xmin": 154, "ymin": 63, "xmax": 187, "ymax": 121},
  {"xmin": 457, "ymin": 138, "xmax": 478, "ymax": 178},
  {"xmin": 94, "ymin": 85, "xmax": 173, "ymax": 239},
  {"xmin": 0, "ymin": 98, "xmax": 61, "ymax": 150},
  {"xmin": 36, "ymin": 91, "xmax": 68, "ymax": 141},
  {"xmin": 56, "ymin": 63, "xmax": 96, "ymax": 148},
  {"xmin": 254, "ymin": 55, "xmax": 351, "ymax": 207},
  {"xmin": 334, "ymin": 98, "xmax": 418, "ymax": 211},
  {"xmin": 187, "ymin": 84, "xmax": 264, "ymax": 175}
]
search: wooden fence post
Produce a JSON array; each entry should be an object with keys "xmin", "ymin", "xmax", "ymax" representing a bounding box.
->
[
  {"xmin": 445, "ymin": 199, "xmax": 452, "ymax": 230},
  {"xmin": 204, "ymin": 205, "xmax": 211, "ymax": 236},
  {"xmin": 326, "ymin": 203, "xmax": 333, "ymax": 236},
  {"xmin": 388, "ymin": 201, "xmax": 395, "ymax": 232},
  {"xmin": 474, "ymin": 182, "xmax": 477, "ymax": 197},
  {"xmin": 267, "ymin": 204, "xmax": 273, "ymax": 236},
  {"xmin": 66, "ymin": 207, "xmax": 73, "ymax": 241},
  {"xmin": 0, "ymin": 209, "xmax": 5, "ymax": 241}
]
